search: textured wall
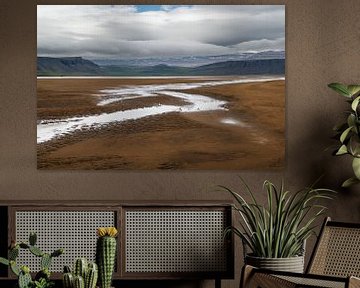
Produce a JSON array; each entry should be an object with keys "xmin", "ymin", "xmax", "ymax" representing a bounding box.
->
[{"xmin": 1, "ymin": 0, "xmax": 360, "ymax": 287}]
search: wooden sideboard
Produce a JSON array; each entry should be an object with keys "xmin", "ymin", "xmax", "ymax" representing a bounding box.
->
[{"xmin": 0, "ymin": 201, "xmax": 234, "ymax": 288}]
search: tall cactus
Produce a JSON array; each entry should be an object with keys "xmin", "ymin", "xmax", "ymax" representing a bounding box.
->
[{"xmin": 96, "ymin": 227, "xmax": 118, "ymax": 288}]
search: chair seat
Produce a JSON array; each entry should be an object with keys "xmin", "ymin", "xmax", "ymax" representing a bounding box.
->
[
  {"xmin": 277, "ymin": 274, "xmax": 346, "ymax": 288},
  {"xmin": 243, "ymin": 266, "xmax": 360, "ymax": 288}
]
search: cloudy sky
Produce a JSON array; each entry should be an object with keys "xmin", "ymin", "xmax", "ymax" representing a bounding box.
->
[{"xmin": 37, "ymin": 5, "xmax": 285, "ymax": 59}]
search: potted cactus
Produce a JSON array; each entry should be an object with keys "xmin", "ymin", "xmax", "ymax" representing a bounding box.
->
[
  {"xmin": 62, "ymin": 258, "xmax": 98, "ymax": 288},
  {"xmin": 96, "ymin": 227, "xmax": 118, "ymax": 288},
  {"xmin": 0, "ymin": 232, "xmax": 64, "ymax": 288}
]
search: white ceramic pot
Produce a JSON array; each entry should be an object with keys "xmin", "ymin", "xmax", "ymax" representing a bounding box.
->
[{"xmin": 245, "ymin": 254, "xmax": 305, "ymax": 273}]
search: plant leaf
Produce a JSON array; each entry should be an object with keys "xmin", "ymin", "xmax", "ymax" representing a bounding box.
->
[
  {"xmin": 336, "ymin": 144, "xmax": 348, "ymax": 155},
  {"xmin": 351, "ymin": 96, "xmax": 360, "ymax": 111},
  {"xmin": 348, "ymin": 85, "xmax": 360, "ymax": 97},
  {"xmin": 350, "ymin": 136, "xmax": 360, "ymax": 156},
  {"xmin": 340, "ymin": 126, "xmax": 353, "ymax": 143},
  {"xmin": 352, "ymin": 157, "xmax": 360, "ymax": 179},
  {"xmin": 342, "ymin": 177, "xmax": 360, "ymax": 188},
  {"xmin": 328, "ymin": 83, "xmax": 350, "ymax": 97},
  {"xmin": 347, "ymin": 114, "xmax": 356, "ymax": 129}
]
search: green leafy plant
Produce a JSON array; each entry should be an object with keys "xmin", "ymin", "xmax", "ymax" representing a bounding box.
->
[
  {"xmin": 328, "ymin": 82, "xmax": 360, "ymax": 187},
  {"xmin": 221, "ymin": 179, "xmax": 334, "ymax": 258},
  {"xmin": 0, "ymin": 232, "xmax": 63, "ymax": 288}
]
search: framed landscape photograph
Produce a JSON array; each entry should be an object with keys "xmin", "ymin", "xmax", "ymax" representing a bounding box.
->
[{"xmin": 37, "ymin": 5, "xmax": 285, "ymax": 170}]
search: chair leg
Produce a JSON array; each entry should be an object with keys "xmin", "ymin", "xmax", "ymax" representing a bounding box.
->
[
  {"xmin": 215, "ymin": 278, "xmax": 221, "ymax": 288},
  {"xmin": 240, "ymin": 265, "xmax": 255, "ymax": 288}
]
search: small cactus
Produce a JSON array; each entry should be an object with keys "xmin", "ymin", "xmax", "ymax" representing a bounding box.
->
[
  {"xmin": 96, "ymin": 227, "xmax": 118, "ymax": 288},
  {"xmin": 19, "ymin": 243, "xmax": 30, "ymax": 249},
  {"xmin": 41, "ymin": 253, "xmax": 52, "ymax": 270},
  {"xmin": 29, "ymin": 245, "xmax": 44, "ymax": 257},
  {"xmin": 9, "ymin": 247, "xmax": 19, "ymax": 260},
  {"xmin": 35, "ymin": 268, "xmax": 50, "ymax": 281},
  {"xmin": 63, "ymin": 259, "xmax": 98, "ymax": 288},
  {"xmin": 18, "ymin": 269, "xmax": 32, "ymax": 288},
  {"xmin": 62, "ymin": 265, "xmax": 74, "ymax": 288},
  {"xmin": 64, "ymin": 265, "xmax": 72, "ymax": 273},
  {"xmin": 10, "ymin": 260, "xmax": 20, "ymax": 276},
  {"xmin": 74, "ymin": 258, "xmax": 88, "ymax": 279},
  {"xmin": 63, "ymin": 272, "xmax": 74, "ymax": 288},
  {"xmin": 0, "ymin": 232, "xmax": 63, "ymax": 288},
  {"xmin": 51, "ymin": 248, "xmax": 64, "ymax": 258},
  {"xmin": 85, "ymin": 263, "xmax": 98, "ymax": 288},
  {"xmin": 74, "ymin": 275, "xmax": 85, "ymax": 288},
  {"xmin": 29, "ymin": 233, "xmax": 37, "ymax": 246},
  {"xmin": 21, "ymin": 265, "xmax": 30, "ymax": 274},
  {"xmin": 0, "ymin": 257, "xmax": 9, "ymax": 266}
]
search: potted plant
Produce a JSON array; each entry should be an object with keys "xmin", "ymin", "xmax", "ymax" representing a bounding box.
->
[
  {"xmin": 221, "ymin": 179, "xmax": 334, "ymax": 273},
  {"xmin": 328, "ymin": 83, "xmax": 360, "ymax": 187}
]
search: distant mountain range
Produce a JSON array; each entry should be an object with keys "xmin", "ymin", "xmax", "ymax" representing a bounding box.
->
[
  {"xmin": 193, "ymin": 59, "xmax": 284, "ymax": 75},
  {"xmin": 37, "ymin": 57, "xmax": 101, "ymax": 75},
  {"xmin": 37, "ymin": 55, "xmax": 285, "ymax": 76},
  {"xmin": 92, "ymin": 50, "xmax": 285, "ymax": 67}
]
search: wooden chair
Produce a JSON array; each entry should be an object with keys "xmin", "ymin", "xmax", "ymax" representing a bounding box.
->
[{"xmin": 241, "ymin": 217, "xmax": 360, "ymax": 288}]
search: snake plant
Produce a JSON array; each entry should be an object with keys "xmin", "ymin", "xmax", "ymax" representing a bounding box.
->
[
  {"xmin": 221, "ymin": 179, "xmax": 334, "ymax": 258},
  {"xmin": 328, "ymin": 83, "xmax": 360, "ymax": 187}
]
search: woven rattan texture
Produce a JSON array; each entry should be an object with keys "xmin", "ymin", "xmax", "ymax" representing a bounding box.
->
[
  {"xmin": 15, "ymin": 211, "xmax": 115, "ymax": 272},
  {"xmin": 249, "ymin": 273, "xmax": 297, "ymax": 288},
  {"xmin": 125, "ymin": 210, "xmax": 227, "ymax": 273},
  {"xmin": 309, "ymin": 226, "xmax": 360, "ymax": 277},
  {"xmin": 277, "ymin": 275, "xmax": 345, "ymax": 288}
]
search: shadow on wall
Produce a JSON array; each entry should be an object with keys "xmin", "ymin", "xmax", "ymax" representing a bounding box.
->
[
  {"xmin": 289, "ymin": 107, "xmax": 360, "ymax": 220},
  {"xmin": 287, "ymin": 105, "xmax": 360, "ymax": 267}
]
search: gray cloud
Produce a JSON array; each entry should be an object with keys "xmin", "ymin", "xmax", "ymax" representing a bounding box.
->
[{"xmin": 37, "ymin": 5, "xmax": 285, "ymax": 59}]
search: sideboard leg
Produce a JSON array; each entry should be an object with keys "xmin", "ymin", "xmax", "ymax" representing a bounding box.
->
[{"xmin": 215, "ymin": 278, "xmax": 221, "ymax": 288}]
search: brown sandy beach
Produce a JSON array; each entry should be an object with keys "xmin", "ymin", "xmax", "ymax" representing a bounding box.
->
[{"xmin": 37, "ymin": 78, "xmax": 285, "ymax": 170}]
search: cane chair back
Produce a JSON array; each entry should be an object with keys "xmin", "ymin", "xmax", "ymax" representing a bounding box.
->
[
  {"xmin": 241, "ymin": 218, "xmax": 360, "ymax": 288},
  {"xmin": 307, "ymin": 217, "xmax": 360, "ymax": 278}
]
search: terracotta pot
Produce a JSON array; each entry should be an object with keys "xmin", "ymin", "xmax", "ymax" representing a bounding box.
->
[{"xmin": 245, "ymin": 254, "xmax": 304, "ymax": 273}]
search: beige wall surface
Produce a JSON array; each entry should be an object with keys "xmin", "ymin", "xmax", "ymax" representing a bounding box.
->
[{"xmin": 1, "ymin": 0, "xmax": 360, "ymax": 287}]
